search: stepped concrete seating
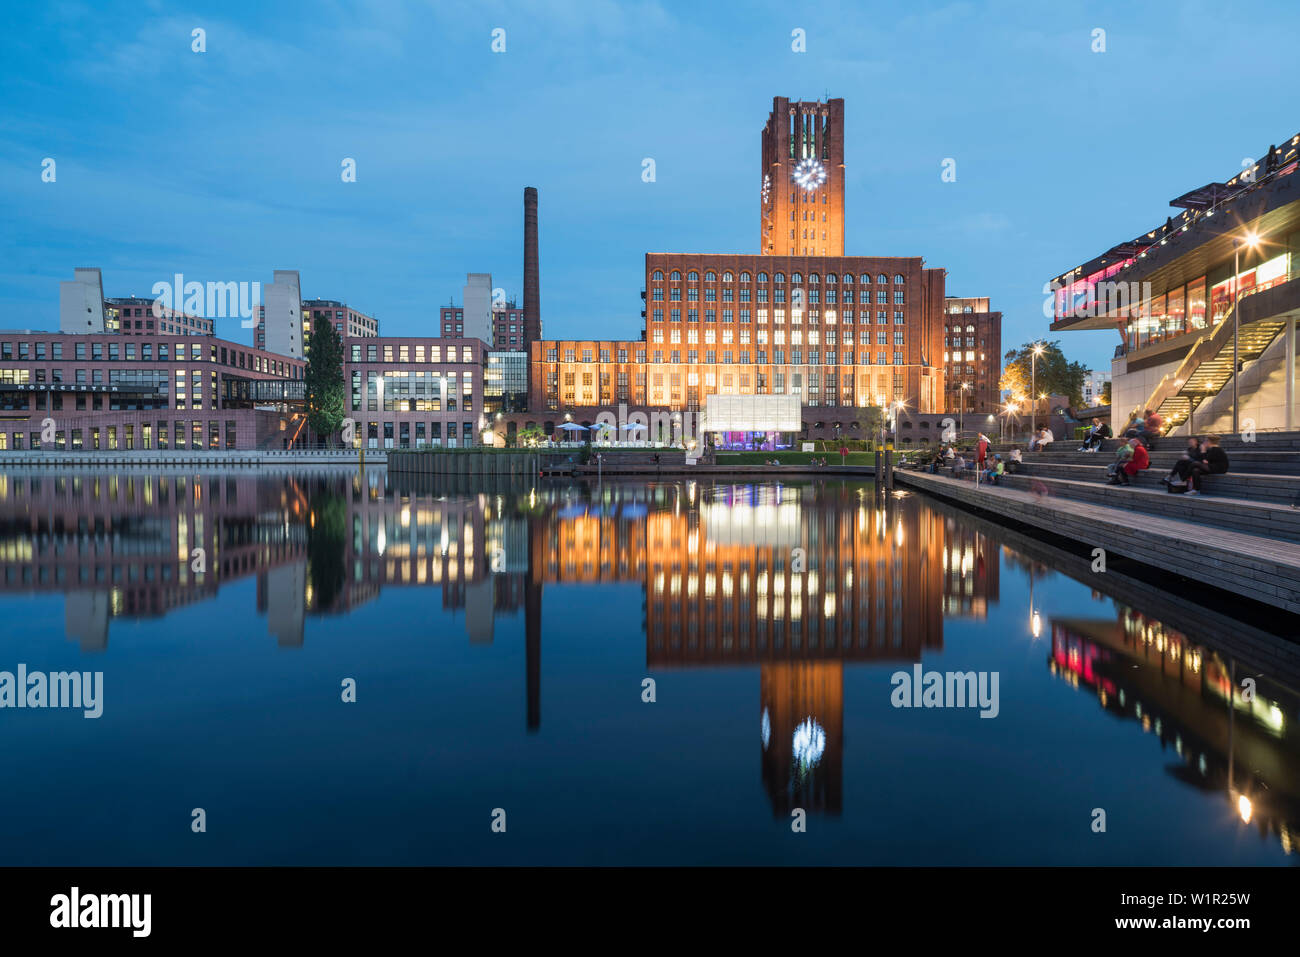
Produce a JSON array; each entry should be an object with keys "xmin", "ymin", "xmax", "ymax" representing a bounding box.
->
[
  {"xmin": 998, "ymin": 448, "xmax": 1300, "ymax": 475},
  {"xmin": 895, "ymin": 470, "xmax": 1300, "ymax": 614},
  {"xmin": 996, "ymin": 432, "xmax": 1300, "ymax": 455},
  {"xmin": 958, "ymin": 434, "xmax": 1300, "ymax": 542},
  {"xmin": 993, "ymin": 472, "xmax": 1300, "ymax": 542}
]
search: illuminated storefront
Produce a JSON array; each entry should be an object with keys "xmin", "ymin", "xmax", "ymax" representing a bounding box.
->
[{"xmin": 705, "ymin": 393, "xmax": 802, "ymax": 449}]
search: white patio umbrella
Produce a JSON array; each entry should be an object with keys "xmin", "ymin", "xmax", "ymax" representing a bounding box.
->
[{"xmin": 557, "ymin": 422, "xmax": 588, "ymax": 431}]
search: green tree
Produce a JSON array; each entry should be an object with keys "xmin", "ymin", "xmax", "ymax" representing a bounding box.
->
[
  {"xmin": 851, "ymin": 403, "xmax": 884, "ymax": 445},
  {"xmin": 517, "ymin": 424, "xmax": 545, "ymax": 447},
  {"xmin": 305, "ymin": 320, "xmax": 346, "ymax": 447},
  {"xmin": 1101, "ymin": 380, "xmax": 1112, "ymax": 405},
  {"xmin": 1000, "ymin": 340, "xmax": 1089, "ymax": 407}
]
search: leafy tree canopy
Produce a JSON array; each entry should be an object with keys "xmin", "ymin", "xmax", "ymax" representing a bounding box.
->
[{"xmin": 305, "ymin": 321, "xmax": 346, "ymax": 445}]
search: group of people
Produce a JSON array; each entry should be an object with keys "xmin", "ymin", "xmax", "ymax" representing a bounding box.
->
[
  {"xmin": 1161, "ymin": 434, "xmax": 1230, "ymax": 494},
  {"xmin": 1121, "ymin": 408, "xmax": 1164, "ymax": 450},
  {"xmin": 1103, "ymin": 426, "xmax": 1229, "ymax": 493},
  {"xmin": 1104, "ymin": 435, "xmax": 1150, "ymax": 485},
  {"xmin": 926, "ymin": 436, "xmax": 1021, "ymax": 484},
  {"xmin": 1028, "ymin": 427, "xmax": 1055, "ymax": 451}
]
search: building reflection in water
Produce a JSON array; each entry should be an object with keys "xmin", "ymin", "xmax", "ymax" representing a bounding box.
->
[
  {"xmin": 6, "ymin": 468, "xmax": 1292, "ymax": 842},
  {"xmin": 1049, "ymin": 611, "xmax": 1299, "ymax": 857},
  {"xmin": 0, "ymin": 471, "xmax": 980, "ymax": 816}
]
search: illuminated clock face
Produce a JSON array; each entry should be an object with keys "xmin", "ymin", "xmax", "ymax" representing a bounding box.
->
[
  {"xmin": 793, "ymin": 158, "xmax": 826, "ymax": 191},
  {"xmin": 761, "ymin": 173, "xmax": 771, "ymax": 203}
]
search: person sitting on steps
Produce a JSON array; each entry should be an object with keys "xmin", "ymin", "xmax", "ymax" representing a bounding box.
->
[
  {"xmin": 1079, "ymin": 418, "xmax": 1111, "ymax": 451},
  {"xmin": 1105, "ymin": 438, "xmax": 1134, "ymax": 484},
  {"xmin": 1143, "ymin": 408, "xmax": 1163, "ymax": 451},
  {"xmin": 1161, "ymin": 436, "xmax": 1203, "ymax": 492},
  {"xmin": 1029, "ymin": 426, "xmax": 1055, "ymax": 451},
  {"xmin": 981, "ymin": 454, "xmax": 1005, "ymax": 485},
  {"xmin": 1167, "ymin": 433, "xmax": 1229, "ymax": 495},
  {"xmin": 1108, "ymin": 436, "xmax": 1148, "ymax": 485}
]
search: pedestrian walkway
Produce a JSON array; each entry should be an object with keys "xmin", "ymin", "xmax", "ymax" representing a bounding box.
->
[{"xmin": 895, "ymin": 469, "xmax": 1300, "ymax": 617}]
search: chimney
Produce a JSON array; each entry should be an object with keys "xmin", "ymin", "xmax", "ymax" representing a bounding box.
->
[{"xmin": 523, "ymin": 187, "xmax": 540, "ymax": 342}]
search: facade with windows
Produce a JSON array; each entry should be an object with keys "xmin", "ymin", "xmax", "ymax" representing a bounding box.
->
[
  {"xmin": 533, "ymin": 254, "xmax": 946, "ymax": 418},
  {"xmin": 105, "ymin": 297, "xmax": 214, "ymax": 336},
  {"xmin": 254, "ymin": 298, "xmax": 377, "ymax": 352},
  {"xmin": 1082, "ymin": 370, "xmax": 1111, "ymax": 407},
  {"xmin": 942, "ymin": 297, "xmax": 1002, "ymax": 416},
  {"xmin": 342, "ymin": 337, "xmax": 487, "ymax": 448},
  {"xmin": 485, "ymin": 351, "xmax": 528, "ymax": 414},
  {"xmin": 0, "ymin": 331, "xmax": 304, "ymax": 451},
  {"xmin": 441, "ymin": 300, "xmax": 535, "ymax": 353}
]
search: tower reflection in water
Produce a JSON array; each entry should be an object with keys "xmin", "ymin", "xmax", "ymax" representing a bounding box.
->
[{"xmin": 1, "ymin": 468, "xmax": 1295, "ymax": 850}]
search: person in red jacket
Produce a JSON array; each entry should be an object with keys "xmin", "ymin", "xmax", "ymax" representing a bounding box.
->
[
  {"xmin": 1116, "ymin": 437, "xmax": 1148, "ymax": 485},
  {"xmin": 976, "ymin": 433, "xmax": 989, "ymax": 470}
]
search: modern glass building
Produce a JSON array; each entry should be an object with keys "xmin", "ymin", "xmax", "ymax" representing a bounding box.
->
[{"xmin": 1048, "ymin": 132, "xmax": 1300, "ymax": 434}]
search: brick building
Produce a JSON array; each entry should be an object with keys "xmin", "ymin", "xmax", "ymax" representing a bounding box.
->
[
  {"xmin": 531, "ymin": 256, "xmax": 945, "ymax": 419},
  {"xmin": 761, "ymin": 97, "xmax": 845, "ymax": 257},
  {"xmin": 106, "ymin": 297, "xmax": 214, "ymax": 336},
  {"xmin": 341, "ymin": 336, "xmax": 488, "ymax": 449},
  {"xmin": 529, "ymin": 96, "xmax": 949, "ymax": 438},
  {"xmin": 255, "ymin": 297, "xmax": 378, "ymax": 351},
  {"xmin": 440, "ymin": 300, "xmax": 529, "ymax": 352},
  {"xmin": 0, "ymin": 330, "xmax": 304, "ymax": 451},
  {"xmin": 435, "ymin": 187, "xmax": 544, "ymax": 355},
  {"xmin": 942, "ymin": 297, "xmax": 1002, "ymax": 416}
]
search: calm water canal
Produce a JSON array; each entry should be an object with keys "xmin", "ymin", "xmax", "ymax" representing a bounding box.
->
[{"xmin": 0, "ymin": 467, "xmax": 1296, "ymax": 865}]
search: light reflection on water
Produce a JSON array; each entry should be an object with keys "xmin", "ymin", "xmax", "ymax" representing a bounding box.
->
[{"xmin": 0, "ymin": 467, "xmax": 1296, "ymax": 865}]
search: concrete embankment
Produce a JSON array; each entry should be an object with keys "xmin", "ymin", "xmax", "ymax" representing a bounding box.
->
[
  {"xmin": 386, "ymin": 448, "xmax": 881, "ymax": 480},
  {"xmin": 896, "ymin": 469, "xmax": 1300, "ymax": 618},
  {"xmin": 387, "ymin": 449, "xmax": 551, "ymax": 478},
  {"xmin": 0, "ymin": 449, "xmax": 384, "ymax": 468}
]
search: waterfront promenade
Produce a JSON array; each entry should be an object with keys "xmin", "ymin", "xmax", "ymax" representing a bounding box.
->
[
  {"xmin": 4, "ymin": 440, "xmax": 1297, "ymax": 623},
  {"xmin": 897, "ymin": 469, "xmax": 1300, "ymax": 616}
]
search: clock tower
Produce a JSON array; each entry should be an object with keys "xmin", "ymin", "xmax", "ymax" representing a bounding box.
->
[{"xmin": 760, "ymin": 96, "xmax": 845, "ymax": 256}]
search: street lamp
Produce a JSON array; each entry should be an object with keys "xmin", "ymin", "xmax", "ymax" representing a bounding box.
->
[
  {"xmin": 1030, "ymin": 343, "xmax": 1045, "ymax": 439},
  {"xmin": 1232, "ymin": 230, "xmax": 1261, "ymax": 435},
  {"xmin": 959, "ymin": 381, "xmax": 970, "ymax": 435}
]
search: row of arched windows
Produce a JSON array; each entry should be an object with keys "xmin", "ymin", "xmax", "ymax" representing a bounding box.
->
[{"xmin": 652, "ymin": 270, "xmax": 906, "ymax": 285}]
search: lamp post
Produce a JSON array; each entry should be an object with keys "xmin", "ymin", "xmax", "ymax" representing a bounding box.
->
[
  {"xmin": 959, "ymin": 381, "xmax": 969, "ymax": 436},
  {"xmin": 1029, "ymin": 343, "xmax": 1044, "ymax": 440},
  {"xmin": 1232, "ymin": 231, "xmax": 1260, "ymax": 436}
]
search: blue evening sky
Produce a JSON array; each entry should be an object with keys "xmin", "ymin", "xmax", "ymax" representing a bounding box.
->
[{"xmin": 2, "ymin": 0, "xmax": 1296, "ymax": 370}]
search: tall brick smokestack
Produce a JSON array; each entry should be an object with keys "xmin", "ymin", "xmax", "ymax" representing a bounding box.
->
[{"xmin": 523, "ymin": 187, "xmax": 540, "ymax": 343}]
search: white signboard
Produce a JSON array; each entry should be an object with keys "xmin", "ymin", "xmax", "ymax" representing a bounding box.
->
[{"xmin": 705, "ymin": 393, "xmax": 802, "ymax": 432}]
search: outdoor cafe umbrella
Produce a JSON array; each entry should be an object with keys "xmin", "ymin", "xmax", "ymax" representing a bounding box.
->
[{"xmin": 557, "ymin": 422, "xmax": 588, "ymax": 431}]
